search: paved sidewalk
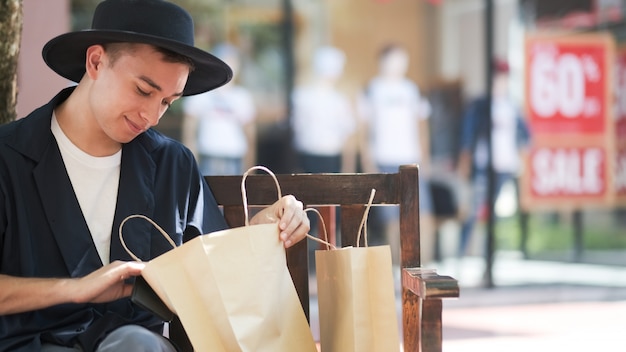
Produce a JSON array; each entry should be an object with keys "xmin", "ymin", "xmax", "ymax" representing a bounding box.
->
[
  {"xmin": 433, "ymin": 252, "xmax": 626, "ymax": 290},
  {"xmin": 442, "ymin": 301, "xmax": 626, "ymax": 352},
  {"xmin": 309, "ymin": 252, "xmax": 626, "ymax": 351},
  {"xmin": 434, "ymin": 253, "xmax": 626, "ymax": 351}
]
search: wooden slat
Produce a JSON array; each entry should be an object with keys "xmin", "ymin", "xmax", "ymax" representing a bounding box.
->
[
  {"xmin": 402, "ymin": 288, "xmax": 421, "ymax": 352},
  {"xmin": 340, "ymin": 205, "xmax": 366, "ymax": 248},
  {"xmin": 287, "ymin": 240, "xmax": 309, "ymax": 321},
  {"xmin": 399, "ymin": 164, "xmax": 420, "ymax": 268},
  {"xmin": 398, "ymin": 165, "xmax": 422, "ymax": 351},
  {"xmin": 206, "ymin": 173, "xmax": 399, "ymax": 206},
  {"xmin": 422, "ymin": 299, "xmax": 444, "ymax": 352},
  {"xmin": 222, "ymin": 205, "xmax": 245, "ymax": 227},
  {"xmin": 315, "ymin": 206, "xmax": 336, "ymax": 246}
]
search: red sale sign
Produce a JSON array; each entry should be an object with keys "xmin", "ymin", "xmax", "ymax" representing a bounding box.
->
[
  {"xmin": 615, "ymin": 45, "xmax": 626, "ymax": 199},
  {"xmin": 527, "ymin": 36, "xmax": 610, "ymax": 135},
  {"xmin": 617, "ymin": 148, "xmax": 626, "ymax": 197},
  {"xmin": 522, "ymin": 33, "xmax": 615, "ymax": 208},
  {"xmin": 530, "ymin": 146, "xmax": 607, "ymax": 198}
]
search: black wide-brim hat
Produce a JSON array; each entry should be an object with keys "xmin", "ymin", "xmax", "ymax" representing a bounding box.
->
[{"xmin": 42, "ymin": 0, "xmax": 232, "ymax": 96}]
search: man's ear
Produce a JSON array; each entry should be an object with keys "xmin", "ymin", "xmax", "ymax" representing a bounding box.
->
[{"xmin": 85, "ymin": 44, "xmax": 106, "ymax": 79}]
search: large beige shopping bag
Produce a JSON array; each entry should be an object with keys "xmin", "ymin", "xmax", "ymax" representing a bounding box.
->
[
  {"xmin": 119, "ymin": 166, "xmax": 317, "ymax": 352},
  {"xmin": 313, "ymin": 189, "xmax": 401, "ymax": 352}
]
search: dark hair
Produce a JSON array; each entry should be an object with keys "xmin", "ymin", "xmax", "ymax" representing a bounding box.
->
[
  {"xmin": 492, "ymin": 57, "xmax": 509, "ymax": 74},
  {"xmin": 102, "ymin": 42, "xmax": 196, "ymax": 72},
  {"xmin": 378, "ymin": 43, "xmax": 405, "ymax": 60}
]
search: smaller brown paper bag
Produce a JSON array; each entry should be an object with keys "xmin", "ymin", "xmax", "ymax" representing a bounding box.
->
[{"xmin": 313, "ymin": 189, "xmax": 401, "ymax": 352}]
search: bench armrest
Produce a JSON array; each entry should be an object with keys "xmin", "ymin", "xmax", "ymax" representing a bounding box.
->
[{"xmin": 402, "ymin": 268, "xmax": 460, "ymax": 299}]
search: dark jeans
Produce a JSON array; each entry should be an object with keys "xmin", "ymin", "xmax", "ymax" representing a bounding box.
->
[
  {"xmin": 298, "ymin": 152, "xmax": 341, "ymax": 173},
  {"xmin": 458, "ymin": 170, "xmax": 514, "ymax": 256},
  {"xmin": 41, "ymin": 325, "xmax": 177, "ymax": 352}
]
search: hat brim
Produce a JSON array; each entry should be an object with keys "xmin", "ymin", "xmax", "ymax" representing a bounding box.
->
[{"xmin": 42, "ymin": 30, "xmax": 233, "ymax": 96}]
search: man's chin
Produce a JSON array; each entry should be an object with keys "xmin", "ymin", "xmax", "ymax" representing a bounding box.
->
[{"xmin": 117, "ymin": 133, "xmax": 140, "ymax": 144}]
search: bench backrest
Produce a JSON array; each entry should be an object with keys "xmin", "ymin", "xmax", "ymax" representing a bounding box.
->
[{"xmin": 203, "ymin": 164, "xmax": 458, "ymax": 352}]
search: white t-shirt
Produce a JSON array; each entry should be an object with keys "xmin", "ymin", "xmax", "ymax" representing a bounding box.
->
[
  {"xmin": 51, "ymin": 114, "xmax": 121, "ymax": 265},
  {"xmin": 291, "ymin": 85, "xmax": 355, "ymax": 156},
  {"xmin": 492, "ymin": 97, "xmax": 520, "ymax": 172},
  {"xmin": 359, "ymin": 77, "xmax": 431, "ymax": 166},
  {"xmin": 473, "ymin": 97, "xmax": 520, "ymax": 173},
  {"xmin": 183, "ymin": 85, "xmax": 255, "ymax": 158}
]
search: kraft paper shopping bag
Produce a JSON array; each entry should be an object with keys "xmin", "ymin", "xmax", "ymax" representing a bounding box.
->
[
  {"xmin": 313, "ymin": 189, "xmax": 401, "ymax": 352},
  {"xmin": 120, "ymin": 166, "xmax": 317, "ymax": 352}
]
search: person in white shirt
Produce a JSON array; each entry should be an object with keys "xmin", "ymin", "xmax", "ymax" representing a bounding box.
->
[
  {"xmin": 182, "ymin": 43, "xmax": 256, "ymax": 175},
  {"xmin": 358, "ymin": 43, "xmax": 435, "ymax": 265},
  {"xmin": 291, "ymin": 46, "xmax": 356, "ymax": 173}
]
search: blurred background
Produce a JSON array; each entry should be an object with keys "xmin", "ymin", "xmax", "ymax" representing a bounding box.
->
[{"xmin": 14, "ymin": 0, "xmax": 626, "ymax": 350}]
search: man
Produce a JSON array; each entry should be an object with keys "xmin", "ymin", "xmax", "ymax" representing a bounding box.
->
[
  {"xmin": 456, "ymin": 58, "xmax": 530, "ymax": 256},
  {"xmin": 0, "ymin": 1, "xmax": 309, "ymax": 351},
  {"xmin": 291, "ymin": 45, "xmax": 356, "ymax": 174},
  {"xmin": 358, "ymin": 43, "xmax": 434, "ymax": 265},
  {"xmin": 182, "ymin": 43, "xmax": 257, "ymax": 176}
]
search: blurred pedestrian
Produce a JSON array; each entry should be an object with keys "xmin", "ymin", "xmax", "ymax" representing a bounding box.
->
[
  {"xmin": 291, "ymin": 46, "xmax": 356, "ymax": 173},
  {"xmin": 182, "ymin": 43, "xmax": 256, "ymax": 175},
  {"xmin": 456, "ymin": 58, "xmax": 530, "ymax": 257},
  {"xmin": 358, "ymin": 43, "xmax": 434, "ymax": 265}
]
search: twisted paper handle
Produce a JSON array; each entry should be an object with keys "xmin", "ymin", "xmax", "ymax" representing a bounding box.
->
[
  {"xmin": 119, "ymin": 165, "xmax": 282, "ymax": 261},
  {"xmin": 241, "ymin": 165, "xmax": 282, "ymax": 227},
  {"xmin": 356, "ymin": 189, "xmax": 376, "ymax": 248},
  {"xmin": 304, "ymin": 208, "xmax": 337, "ymax": 250},
  {"xmin": 310, "ymin": 188, "xmax": 376, "ymax": 251},
  {"xmin": 119, "ymin": 214, "xmax": 176, "ymax": 262}
]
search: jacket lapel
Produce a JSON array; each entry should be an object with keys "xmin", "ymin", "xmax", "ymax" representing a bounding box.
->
[
  {"xmin": 33, "ymin": 135, "xmax": 103, "ymax": 277},
  {"xmin": 109, "ymin": 138, "xmax": 156, "ymax": 262},
  {"xmin": 14, "ymin": 89, "xmax": 102, "ymax": 277}
]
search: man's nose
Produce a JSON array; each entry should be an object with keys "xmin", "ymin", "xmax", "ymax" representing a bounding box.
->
[{"xmin": 140, "ymin": 102, "xmax": 164, "ymax": 127}]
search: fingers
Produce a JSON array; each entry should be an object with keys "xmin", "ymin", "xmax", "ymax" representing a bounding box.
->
[
  {"xmin": 74, "ymin": 261, "xmax": 145, "ymax": 304},
  {"xmin": 118, "ymin": 261, "xmax": 146, "ymax": 278},
  {"xmin": 248, "ymin": 195, "xmax": 310, "ymax": 247},
  {"xmin": 105, "ymin": 261, "xmax": 145, "ymax": 284},
  {"xmin": 277, "ymin": 195, "xmax": 310, "ymax": 248},
  {"xmin": 277, "ymin": 195, "xmax": 301, "ymax": 230},
  {"xmin": 282, "ymin": 220, "xmax": 310, "ymax": 248},
  {"xmin": 99, "ymin": 261, "xmax": 144, "ymax": 301}
]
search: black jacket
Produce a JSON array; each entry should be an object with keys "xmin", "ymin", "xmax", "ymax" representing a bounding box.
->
[{"xmin": 0, "ymin": 88, "xmax": 228, "ymax": 351}]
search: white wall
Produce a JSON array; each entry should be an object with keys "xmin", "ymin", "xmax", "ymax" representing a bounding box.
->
[
  {"xmin": 17, "ymin": 0, "xmax": 71, "ymax": 118},
  {"xmin": 439, "ymin": 0, "xmax": 521, "ymax": 100}
]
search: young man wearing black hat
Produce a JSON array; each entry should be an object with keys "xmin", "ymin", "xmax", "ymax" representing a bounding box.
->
[{"xmin": 0, "ymin": 1, "xmax": 309, "ymax": 351}]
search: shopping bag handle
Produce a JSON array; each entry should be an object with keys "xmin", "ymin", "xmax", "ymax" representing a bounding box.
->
[
  {"xmin": 356, "ymin": 189, "xmax": 376, "ymax": 248},
  {"xmin": 118, "ymin": 165, "xmax": 282, "ymax": 261},
  {"xmin": 119, "ymin": 214, "xmax": 176, "ymax": 262},
  {"xmin": 304, "ymin": 208, "xmax": 337, "ymax": 250},
  {"xmin": 306, "ymin": 188, "xmax": 375, "ymax": 250},
  {"xmin": 241, "ymin": 165, "xmax": 282, "ymax": 227}
]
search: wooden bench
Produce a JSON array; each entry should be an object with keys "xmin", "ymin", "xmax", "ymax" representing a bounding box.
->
[{"xmin": 196, "ymin": 164, "xmax": 459, "ymax": 351}]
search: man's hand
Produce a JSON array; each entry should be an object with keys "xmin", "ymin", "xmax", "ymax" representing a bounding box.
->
[
  {"xmin": 0, "ymin": 261, "xmax": 144, "ymax": 315},
  {"xmin": 250, "ymin": 195, "xmax": 310, "ymax": 248},
  {"xmin": 71, "ymin": 261, "xmax": 145, "ymax": 304}
]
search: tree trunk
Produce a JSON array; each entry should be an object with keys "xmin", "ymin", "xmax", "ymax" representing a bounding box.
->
[{"xmin": 0, "ymin": 0, "xmax": 23, "ymax": 125}]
